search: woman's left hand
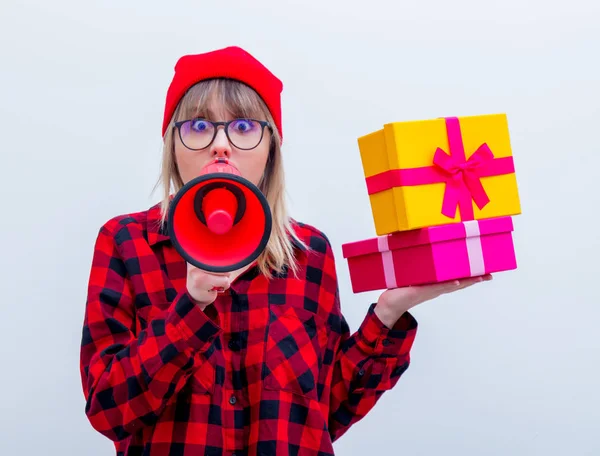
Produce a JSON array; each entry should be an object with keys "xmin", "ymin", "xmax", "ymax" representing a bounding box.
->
[{"xmin": 374, "ymin": 274, "xmax": 493, "ymax": 328}]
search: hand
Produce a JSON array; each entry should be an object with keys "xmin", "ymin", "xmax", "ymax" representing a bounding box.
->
[
  {"xmin": 374, "ymin": 274, "xmax": 493, "ymax": 328},
  {"xmin": 186, "ymin": 263, "xmax": 231, "ymax": 310}
]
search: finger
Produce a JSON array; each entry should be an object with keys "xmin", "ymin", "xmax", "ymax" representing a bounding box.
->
[
  {"xmin": 206, "ymin": 271, "xmax": 231, "ymax": 277},
  {"xmin": 187, "ymin": 262, "xmax": 230, "ymax": 277},
  {"xmin": 422, "ymin": 279, "xmax": 462, "ymax": 295},
  {"xmin": 455, "ymin": 274, "xmax": 493, "ymax": 290},
  {"xmin": 393, "ymin": 281, "xmax": 458, "ymax": 305},
  {"xmin": 188, "ymin": 272, "xmax": 231, "ymax": 294},
  {"xmin": 206, "ymin": 275, "xmax": 231, "ymax": 291},
  {"xmin": 423, "ymin": 275, "xmax": 487, "ymax": 295}
]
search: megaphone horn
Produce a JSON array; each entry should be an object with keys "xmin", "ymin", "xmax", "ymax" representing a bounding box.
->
[
  {"xmin": 193, "ymin": 181, "xmax": 246, "ymax": 235},
  {"xmin": 168, "ymin": 157, "xmax": 272, "ymax": 273}
]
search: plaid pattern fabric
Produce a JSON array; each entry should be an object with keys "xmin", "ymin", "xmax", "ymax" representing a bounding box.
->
[{"xmin": 80, "ymin": 203, "xmax": 418, "ymax": 455}]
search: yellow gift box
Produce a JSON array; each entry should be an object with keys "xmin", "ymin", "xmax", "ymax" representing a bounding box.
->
[{"xmin": 358, "ymin": 113, "xmax": 522, "ymax": 235}]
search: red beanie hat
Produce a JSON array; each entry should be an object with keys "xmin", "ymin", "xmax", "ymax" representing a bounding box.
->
[{"xmin": 162, "ymin": 46, "xmax": 283, "ymax": 141}]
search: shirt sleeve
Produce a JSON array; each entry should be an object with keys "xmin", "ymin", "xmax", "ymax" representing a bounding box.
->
[
  {"xmin": 79, "ymin": 221, "xmax": 221, "ymax": 442},
  {"xmin": 321, "ymin": 237, "xmax": 418, "ymax": 441}
]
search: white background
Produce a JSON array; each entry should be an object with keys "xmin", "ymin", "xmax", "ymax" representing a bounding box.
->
[{"xmin": 1, "ymin": 0, "xmax": 599, "ymax": 454}]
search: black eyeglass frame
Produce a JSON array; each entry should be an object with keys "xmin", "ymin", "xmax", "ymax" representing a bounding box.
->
[{"xmin": 173, "ymin": 118, "xmax": 273, "ymax": 151}]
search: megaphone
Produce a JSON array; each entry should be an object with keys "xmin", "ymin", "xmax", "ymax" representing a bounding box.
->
[{"xmin": 168, "ymin": 157, "xmax": 272, "ymax": 273}]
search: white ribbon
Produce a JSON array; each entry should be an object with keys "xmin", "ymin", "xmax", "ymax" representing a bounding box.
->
[
  {"xmin": 463, "ymin": 220, "xmax": 486, "ymax": 276},
  {"xmin": 377, "ymin": 235, "xmax": 398, "ymax": 288}
]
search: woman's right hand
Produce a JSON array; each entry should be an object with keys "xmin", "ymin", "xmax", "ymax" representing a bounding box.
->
[{"xmin": 186, "ymin": 262, "xmax": 231, "ymax": 309}]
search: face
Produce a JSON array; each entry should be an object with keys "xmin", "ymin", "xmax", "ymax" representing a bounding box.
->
[{"xmin": 174, "ymin": 95, "xmax": 271, "ymax": 187}]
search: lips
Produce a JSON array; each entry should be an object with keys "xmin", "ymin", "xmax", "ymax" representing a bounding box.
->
[{"xmin": 200, "ymin": 157, "xmax": 241, "ymax": 176}]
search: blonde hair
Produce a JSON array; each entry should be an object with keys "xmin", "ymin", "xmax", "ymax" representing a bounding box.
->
[{"xmin": 155, "ymin": 78, "xmax": 307, "ymax": 279}]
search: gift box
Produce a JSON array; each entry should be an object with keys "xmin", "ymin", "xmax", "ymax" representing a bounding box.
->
[
  {"xmin": 358, "ymin": 113, "xmax": 522, "ymax": 235},
  {"xmin": 341, "ymin": 217, "xmax": 517, "ymax": 293}
]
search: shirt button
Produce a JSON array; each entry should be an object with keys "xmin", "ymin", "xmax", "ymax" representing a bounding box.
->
[
  {"xmin": 229, "ymin": 395, "xmax": 237, "ymax": 405},
  {"xmin": 228, "ymin": 340, "xmax": 239, "ymax": 350},
  {"xmin": 382, "ymin": 339, "xmax": 392, "ymax": 346},
  {"xmin": 358, "ymin": 369, "xmax": 365, "ymax": 376}
]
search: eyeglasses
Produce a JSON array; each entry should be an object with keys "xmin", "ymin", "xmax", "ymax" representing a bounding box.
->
[{"xmin": 174, "ymin": 118, "xmax": 273, "ymax": 151}]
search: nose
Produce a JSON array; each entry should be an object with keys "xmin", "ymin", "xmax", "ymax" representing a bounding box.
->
[{"xmin": 210, "ymin": 125, "xmax": 232, "ymax": 158}]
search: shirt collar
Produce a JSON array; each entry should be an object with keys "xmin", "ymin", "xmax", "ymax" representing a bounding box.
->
[{"xmin": 146, "ymin": 203, "xmax": 171, "ymax": 246}]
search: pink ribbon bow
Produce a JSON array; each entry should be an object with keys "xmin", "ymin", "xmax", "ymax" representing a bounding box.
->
[{"xmin": 433, "ymin": 142, "xmax": 494, "ymax": 219}]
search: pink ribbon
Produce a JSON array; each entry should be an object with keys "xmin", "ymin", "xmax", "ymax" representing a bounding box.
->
[
  {"xmin": 365, "ymin": 117, "xmax": 515, "ymax": 220},
  {"xmin": 463, "ymin": 220, "xmax": 486, "ymax": 276},
  {"xmin": 377, "ymin": 235, "xmax": 397, "ymax": 288}
]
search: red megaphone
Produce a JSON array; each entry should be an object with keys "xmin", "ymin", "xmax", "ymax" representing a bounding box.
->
[{"xmin": 168, "ymin": 157, "xmax": 272, "ymax": 273}]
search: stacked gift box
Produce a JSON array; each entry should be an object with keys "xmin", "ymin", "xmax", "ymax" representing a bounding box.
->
[{"xmin": 342, "ymin": 113, "xmax": 522, "ymax": 293}]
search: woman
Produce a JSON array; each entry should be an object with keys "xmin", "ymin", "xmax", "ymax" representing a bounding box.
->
[{"xmin": 80, "ymin": 45, "xmax": 490, "ymax": 456}]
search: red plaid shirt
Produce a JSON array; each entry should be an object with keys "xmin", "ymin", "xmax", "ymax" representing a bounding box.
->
[{"xmin": 80, "ymin": 202, "xmax": 418, "ymax": 456}]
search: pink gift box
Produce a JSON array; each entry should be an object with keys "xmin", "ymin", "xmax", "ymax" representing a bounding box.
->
[{"xmin": 341, "ymin": 217, "xmax": 517, "ymax": 293}]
